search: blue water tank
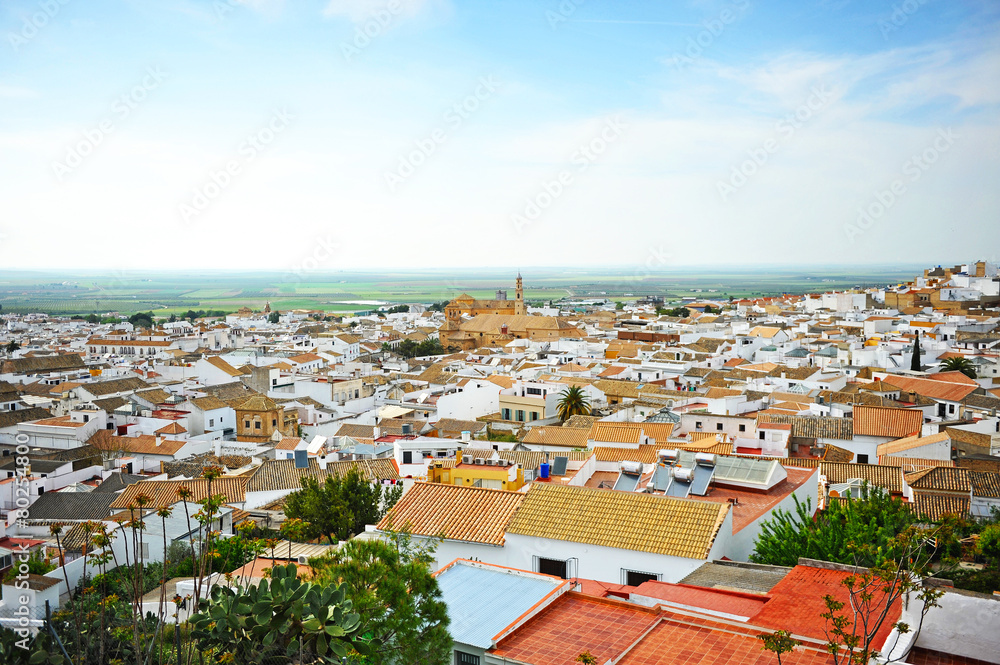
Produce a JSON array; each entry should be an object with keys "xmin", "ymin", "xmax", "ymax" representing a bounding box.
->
[{"xmin": 539, "ymin": 462, "xmax": 550, "ymax": 479}]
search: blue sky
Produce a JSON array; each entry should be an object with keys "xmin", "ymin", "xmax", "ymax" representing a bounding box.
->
[{"xmin": 1, "ymin": 0, "xmax": 998, "ymax": 271}]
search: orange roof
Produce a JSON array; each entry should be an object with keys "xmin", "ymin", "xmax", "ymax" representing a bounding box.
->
[
  {"xmin": 377, "ymin": 482, "xmax": 524, "ymax": 546},
  {"xmin": 880, "ymin": 375, "xmax": 977, "ymax": 402},
  {"xmin": 32, "ymin": 415, "xmax": 85, "ymax": 427},
  {"xmin": 155, "ymin": 422, "xmax": 187, "ymax": 435},
  {"xmin": 852, "ymin": 405, "xmax": 923, "ymax": 438},
  {"xmin": 110, "ymin": 477, "xmax": 248, "ymax": 509}
]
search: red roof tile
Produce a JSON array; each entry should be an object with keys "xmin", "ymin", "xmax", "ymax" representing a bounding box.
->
[{"xmin": 631, "ymin": 581, "xmax": 770, "ymax": 619}]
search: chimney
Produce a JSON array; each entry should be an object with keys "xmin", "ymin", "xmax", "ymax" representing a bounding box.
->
[
  {"xmin": 373, "ymin": 426, "xmax": 381, "ymax": 440},
  {"xmin": 318, "ymin": 455, "xmax": 328, "ymax": 470},
  {"xmin": 214, "ymin": 440, "xmax": 222, "ymax": 458},
  {"xmin": 155, "ymin": 435, "xmax": 162, "ymax": 447}
]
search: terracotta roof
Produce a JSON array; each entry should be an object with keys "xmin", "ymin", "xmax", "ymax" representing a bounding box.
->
[
  {"xmin": 0, "ymin": 406, "xmax": 53, "ymax": 428},
  {"xmin": 750, "ymin": 564, "xmax": 901, "ymax": 646},
  {"xmin": 877, "ymin": 375, "xmax": 978, "ymax": 402},
  {"xmin": 880, "ymin": 456, "xmax": 954, "ymax": 473},
  {"xmin": 852, "ymin": 405, "xmax": 923, "ymax": 438},
  {"xmin": 820, "ymin": 462, "xmax": 903, "ymax": 494},
  {"xmin": 154, "ymin": 422, "xmax": 187, "ymax": 435},
  {"xmin": 110, "ymin": 477, "xmax": 249, "ymax": 509},
  {"xmin": 913, "ymin": 494, "xmax": 970, "ymax": 521},
  {"xmin": 376, "ymin": 482, "xmax": 524, "ymax": 546},
  {"xmin": 189, "ymin": 395, "xmax": 230, "ymax": 411},
  {"xmin": 587, "ymin": 422, "xmax": 674, "ymax": 445},
  {"xmin": 906, "ymin": 467, "xmax": 972, "ymax": 493},
  {"xmin": 246, "ymin": 458, "xmax": 399, "ymax": 492},
  {"xmin": 506, "ymin": 483, "xmax": 728, "ymax": 559},
  {"xmin": 521, "ymin": 426, "xmax": 591, "ymax": 448},
  {"xmin": 236, "ymin": 394, "xmax": 279, "ymax": 412},
  {"xmin": 275, "ymin": 436, "xmax": 301, "ymax": 451},
  {"xmin": 593, "ymin": 444, "xmax": 661, "ymax": 464},
  {"xmin": 971, "ymin": 471, "xmax": 1000, "ymax": 499},
  {"xmin": 756, "ymin": 413, "xmax": 853, "ymax": 440}
]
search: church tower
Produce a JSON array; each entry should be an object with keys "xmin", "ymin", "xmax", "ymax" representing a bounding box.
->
[{"xmin": 514, "ymin": 272, "xmax": 526, "ymax": 315}]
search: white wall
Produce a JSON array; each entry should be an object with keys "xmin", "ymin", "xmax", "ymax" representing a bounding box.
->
[{"xmin": 887, "ymin": 588, "xmax": 1000, "ymax": 664}]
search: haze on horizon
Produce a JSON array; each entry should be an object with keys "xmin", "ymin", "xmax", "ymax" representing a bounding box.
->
[{"xmin": 1, "ymin": 0, "xmax": 998, "ymax": 272}]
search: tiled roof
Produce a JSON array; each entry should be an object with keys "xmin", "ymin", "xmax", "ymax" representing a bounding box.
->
[
  {"xmin": 756, "ymin": 414, "xmax": 853, "ymax": 440},
  {"xmin": 80, "ymin": 377, "xmax": 150, "ymax": 396},
  {"xmin": 876, "ymin": 431, "xmax": 950, "ymax": 457},
  {"xmin": 25, "ymin": 491, "xmax": 116, "ymax": 521},
  {"xmin": 678, "ymin": 560, "xmax": 791, "ymax": 594},
  {"xmin": 0, "ymin": 354, "xmax": 85, "ymax": 374},
  {"xmin": 0, "ymin": 406, "xmax": 53, "ymax": 428},
  {"xmin": 110, "ymin": 477, "xmax": 249, "ymax": 509},
  {"xmin": 880, "ymin": 456, "xmax": 954, "ymax": 473},
  {"xmin": 878, "ymin": 375, "xmax": 978, "ymax": 403},
  {"xmin": 750, "ymin": 564, "xmax": 901, "ymax": 646},
  {"xmin": 587, "ymin": 422, "xmax": 674, "ymax": 445},
  {"xmin": 852, "ymin": 405, "xmax": 923, "ymax": 438},
  {"xmin": 820, "ymin": 462, "xmax": 903, "ymax": 494},
  {"xmin": 490, "ymin": 593, "xmax": 661, "ymax": 665},
  {"xmin": 498, "ymin": 450, "xmax": 591, "ymax": 469},
  {"xmin": 906, "ymin": 467, "xmax": 972, "ymax": 493},
  {"xmin": 913, "ymin": 494, "xmax": 971, "ymax": 521},
  {"xmin": 593, "ymin": 444, "xmax": 660, "ymax": 464},
  {"xmin": 506, "ymin": 483, "xmax": 728, "ymax": 559},
  {"xmin": 377, "ymin": 482, "xmax": 524, "ymax": 546},
  {"xmin": 433, "ymin": 418, "xmax": 487, "ymax": 434},
  {"xmin": 521, "ymin": 426, "xmax": 591, "ymax": 448},
  {"xmin": 971, "ymin": 471, "xmax": 1000, "ymax": 499},
  {"xmin": 246, "ymin": 458, "xmax": 399, "ymax": 492},
  {"xmin": 189, "ymin": 395, "xmax": 230, "ymax": 411}
]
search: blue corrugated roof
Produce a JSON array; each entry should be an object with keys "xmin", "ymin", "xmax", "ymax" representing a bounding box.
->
[{"xmin": 436, "ymin": 561, "xmax": 564, "ymax": 648}]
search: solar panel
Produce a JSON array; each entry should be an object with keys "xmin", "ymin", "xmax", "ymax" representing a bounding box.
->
[
  {"xmin": 613, "ymin": 472, "xmax": 640, "ymax": 492},
  {"xmin": 551, "ymin": 456, "xmax": 568, "ymax": 476},
  {"xmin": 652, "ymin": 464, "xmax": 671, "ymax": 491},
  {"xmin": 293, "ymin": 449, "xmax": 309, "ymax": 469},
  {"xmin": 664, "ymin": 476, "xmax": 691, "ymax": 497},
  {"xmin": 691, "ymin": 465, "xmax": 714, "ymax": 496}
]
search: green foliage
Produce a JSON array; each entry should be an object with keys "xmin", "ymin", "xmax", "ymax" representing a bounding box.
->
[
  {"xmin": 757, "ymin": 629, "xmax": 800, "ymax": 664},
  {"xmin": 576, "ymin": 650, "xmax": 599, "ymax": 665},
  {"xmin": 189, "ymin": 563, "xmax": 373, "ymax": 664},
  {"xmin": 128, "ymin": 311, "xmax": 154, "ymax": 329},
  {"xmin": 5, "ymin": 340, "xmax": 21, "ymax": 354},
  {"xmin": 486, "ymin": 429, "xmax": 518, "ymax": 443},
  {"xmin": 911, "ymin": 332, "xmax": 922, "ymax": 371},
  {"xmin": 396, "ymin": 338, "xmax": 445, "ymax": 358},
  {"xmin": 702, "ymin": 305, "xmax": 720, "ymax": 314},
  {"xmin": 615, "ymin": 301, "xmax": 624, "ymax": 310},
  {"xmin": 978, "ymin": 523, "xmax": 1000, "ymax": 566},
  {"xmin": 939, "ymin": 356, "xmax": 977, "ymax": 379},
  {"xmin": 557, "ymin": 386, "xmax": 591, "ymax": 421},
  {"xmin": 385, "ymin": 304, "xmax": 410, "ymax": 314},
  {"xmin": 268, "ymin": 311, "xmax": 280, "ymax": 324},
  {"xmin": 426, "ymin": 300, "xmax": 450, "ymax": 312},
  {"xmin": 750, "ymin": 484, "xmax": 917, "ymax": 568},
  {"xmin": 2, "ymin": 550, "xmax": 54, "ymax": 582},
  {"xmin": 311, "ymin": 537, "xmax": 450, "ymax": 665},
  {"xmin": 657, "ymin": 306, "xmax": 690, "ymax": 317},
  {"xmin": 284, "ymin": 468, "xmax": 402, "ymax": 544}
]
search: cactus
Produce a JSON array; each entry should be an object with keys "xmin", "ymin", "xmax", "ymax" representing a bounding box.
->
[{"xmin": 188, "ymin": 562, "xmax": 375, "ymax": 663}]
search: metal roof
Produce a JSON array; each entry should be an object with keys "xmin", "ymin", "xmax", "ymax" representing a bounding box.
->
[{"xmin": 435, "ymin": 560, "xmax": 566, "ymax": 649}]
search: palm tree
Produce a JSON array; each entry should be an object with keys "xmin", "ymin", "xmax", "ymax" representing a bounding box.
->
[
  {"xmin": 557, "ymin": 386, "xmax": 591, "ymax": 421},
  {"xmin": 940, "ymin": 356, "xmax": 977, "ymax": 379}
]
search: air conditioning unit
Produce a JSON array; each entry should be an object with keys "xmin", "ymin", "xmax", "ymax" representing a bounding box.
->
[
  {"xmin": 297, "ymin": 555, "xmax": 308, "ymax": 565},
  {"xmin": 485, "ymin": 459, "xmax": 495, "ymax": 466},
  {"xmin": 474, "ymin": 458, "xmax": 485, "ymax": 465}
]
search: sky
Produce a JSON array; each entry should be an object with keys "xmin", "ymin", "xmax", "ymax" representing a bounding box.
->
[{"xmin": 0, "ymin": 0, "xmax": 998, "ymax": 273}]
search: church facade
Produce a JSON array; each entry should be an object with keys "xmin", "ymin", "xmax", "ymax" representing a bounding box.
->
[{"xmin": 445, "ymin": 274, "xmax": 527, "ymax": 322}]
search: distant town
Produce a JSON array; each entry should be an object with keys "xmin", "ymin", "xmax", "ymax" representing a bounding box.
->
[{"xmin": 0, "ymin": 260, "xmax": 998, "ymax": 664}]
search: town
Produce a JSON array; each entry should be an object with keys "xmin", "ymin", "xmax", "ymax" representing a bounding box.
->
[{"xmin": 0, "ymin": 261, "xmax": 998, "ymax": 664}]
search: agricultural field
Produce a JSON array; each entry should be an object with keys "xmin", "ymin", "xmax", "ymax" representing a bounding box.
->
[{"xmin": 0, "ymin": 266, "xmax": 921, "ymax": 316}]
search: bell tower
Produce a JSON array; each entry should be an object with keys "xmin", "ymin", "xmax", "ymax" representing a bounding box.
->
[{"xmin": 514, "ymin": 272, "xmax": 525, "ymax": 315}]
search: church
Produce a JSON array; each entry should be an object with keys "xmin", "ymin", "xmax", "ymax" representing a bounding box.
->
[{"xmin": 444, "ymin": 273, "xmax": 527, "ymax": 321}]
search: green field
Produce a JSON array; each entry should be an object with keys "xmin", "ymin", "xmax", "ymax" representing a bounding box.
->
[{"xmin": 0, "ymin": 266, "xmax": 921, "ymax": 316}]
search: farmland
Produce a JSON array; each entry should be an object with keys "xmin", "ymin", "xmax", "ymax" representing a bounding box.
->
[{"xmin": 0, "ymin": 266, "xmax": 921, "ymax": 316}]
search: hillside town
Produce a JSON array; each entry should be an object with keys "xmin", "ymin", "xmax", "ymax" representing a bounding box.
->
[{"xmin": 1, "ymin": 261, "xmax": 999, "ymax": 664}]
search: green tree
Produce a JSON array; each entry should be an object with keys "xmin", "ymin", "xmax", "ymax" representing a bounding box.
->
[
  {"xmin": 978, "ymin": 523, "xmax": 1000, "ymax": 567},
  {"xmin": 750, "ymin": 484, "xmax": 918, "ymax": 568},
  {"xmin": 757, "ymin": 630, "xmax": 800, "ymax": 665},
  {"xmin": 128, "ymin": 311, "xmax": 153, "ymax": 329},
  {"xmin": 615, "ymin": 301, "xmax": 624, "ymax": 310},
  {"xmin": 268, "ymin": 311, "xmax": 280, "ymax": 324},
  {"xmin": 311, "ymin": 536, "xmax": 451, "ymax": 665},
  {"xmin": 284, "ymin": 469, "xmax": 402, "ymax": 543},
  {"xmin": 4, "ymin": 340, "xmax": 19, "ymax": 354},
  {"xmin": 557, "ymin": 386, "xmax": 591, "ymax": 421},
  {"xmin": 939, "ymin": 356, "xmax": 977, "ymax": 379},
  {"xmin": 85, "ymin": 313, "xmax": 100, "ymax": 324},
  {"xmin": 910, "ymin": 332, "xmax": 922, "ymax": 371}
]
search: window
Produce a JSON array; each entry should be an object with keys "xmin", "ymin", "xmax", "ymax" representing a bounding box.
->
[
  {"xmin": 948, "ymin": 404, "xmax": 955, "ymax": 414},
  {"xmin": 501, "ymin": 408, "xmax": 511, "ymax": 420},
  {"xmin": 759, "ymin": 431, "xmax": 766, "ymax": 440},
  {"xmin": 402, "ymin": 451, "xmax": 412, "ymax": 464},
  {"xmin": 537, "ymin": 557, "xmax": 568, "ymax": 579},
  {"xmin": 38, "ymin": 487, "xmax": 44, "ymax": 496},
  {"xmin": 739, "ymin": 424, "xmax": 746, "ymax": 432},
  {"xmin": 857, "ymin": 454, "xmax": 869, "ymax": 464},
  {"xmin": 254, "ymin": 421, "xmax": 261, "ymax": 430},
  {"xmin": 244, "ymin": 420, "xmax": 251, "ymax": 429},
  {"xmin": 526, "ymin": 387, "xmax": 542, "ymax": 395},
  {"xmin": 530, "ymin": 411, "xmax": 539, "ymax": 421},
  {"xmin": 716, "ymin": 423, "xmax": 723, "ymax": 431},
  {"xmin": 455, "ymin": 651, "xmax": 480, "ymax": 665},
  {"xmin": 695, "ymin": 421, "xmax": 702, "ymax": 430},
  {"xmin": 516, "ymin": 410, "xmax": 525, "ymax": 422},
  {"xmin": 272, "ymin": 419, "xmax": 278, "ymax": 427},
  {"xmin": 623, "ymin": 569, "xmax": 660, "ymax": 586},
  {"xmin": 209, "ymin": 419, "xmax": 214, "ymax": 427}
]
